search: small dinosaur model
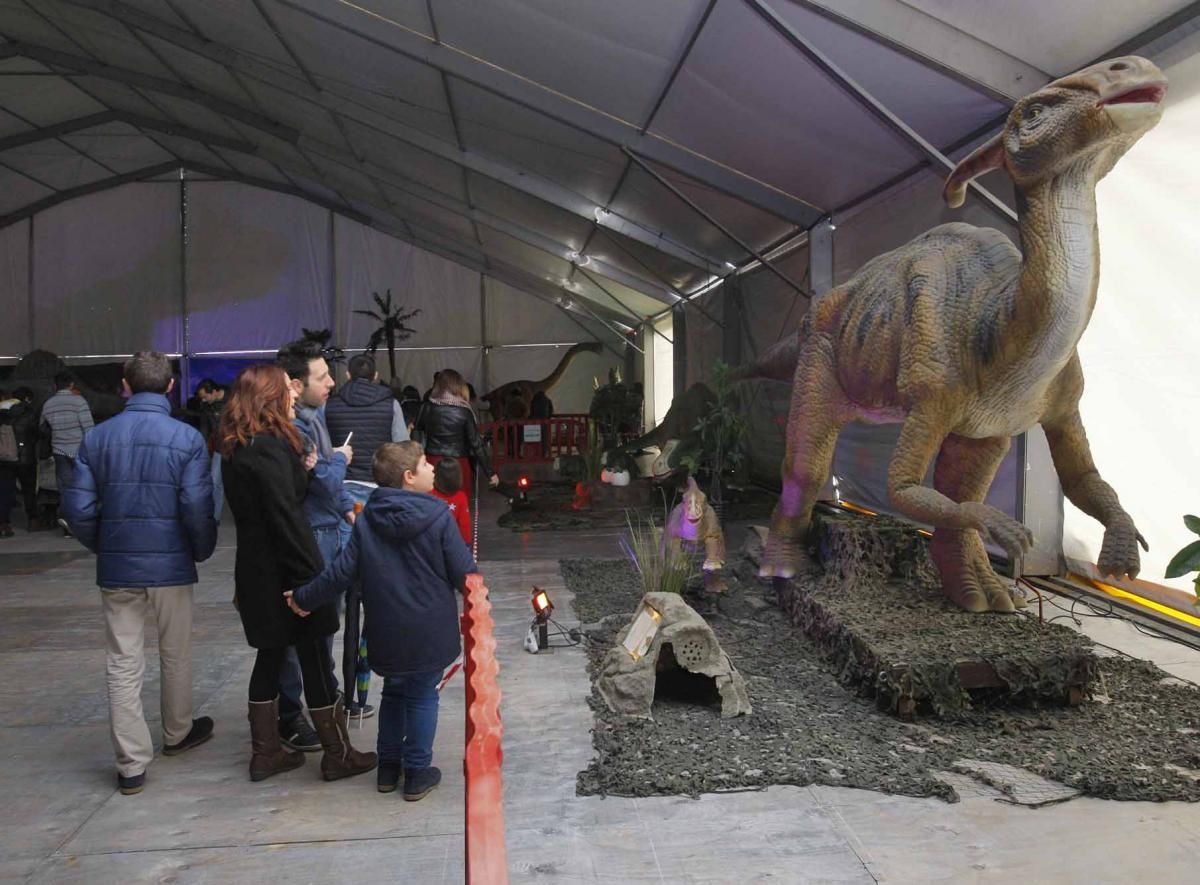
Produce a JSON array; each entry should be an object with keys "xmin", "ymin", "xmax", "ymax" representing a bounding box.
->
[
  {"xmin": 481, "ymin": 341, "xmax": 602, "ymax": 419},
  {"xmin": 761, "ymin": 57, "xmax": 1163, "ymax": 614},
  {"xmin": 665, "ymin": 476, "xmax": 726, "ymax": 572}
]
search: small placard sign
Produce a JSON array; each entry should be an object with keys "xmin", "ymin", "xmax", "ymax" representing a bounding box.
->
[{"xmin": 522, "ymin": 424, "xmax": 543, "ymax": 443}]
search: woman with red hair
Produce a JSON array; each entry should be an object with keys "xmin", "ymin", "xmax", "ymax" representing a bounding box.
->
[{"xmin": 218, "ymin": 364, "xmax": 375, "ymax": 783}]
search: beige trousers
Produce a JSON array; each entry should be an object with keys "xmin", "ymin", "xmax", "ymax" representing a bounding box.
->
[{"xmin": 101, "ymin": 586, "xmax": 194, "ymax": 776}]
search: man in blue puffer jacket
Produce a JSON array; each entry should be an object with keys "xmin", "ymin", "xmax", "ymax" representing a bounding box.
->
[{"xmin": 62, "ymin": 351, "xmax": 218, "ymax": 796}]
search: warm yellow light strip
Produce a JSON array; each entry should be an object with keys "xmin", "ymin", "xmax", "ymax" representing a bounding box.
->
[
  {"xmin": 837, "ymin": 500, "xmax": 877, "ymax": 517},
  {"xmin": 1070, "ymin": 573, "xmax": 1200, "ymax": 628},
  {"xmin": 835, "ymin": 500, "xmax": 931, "ymax": 536}
]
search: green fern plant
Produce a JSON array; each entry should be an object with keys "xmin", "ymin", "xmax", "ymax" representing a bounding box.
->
[{"xmin": 1164, "ymin": 514, "xmax": 1200, "ymax": 608}]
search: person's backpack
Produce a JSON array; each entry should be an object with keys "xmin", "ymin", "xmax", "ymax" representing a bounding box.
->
[{"xmin": 0, "ymin": 417, "xmax": 18, "ymax": 463}]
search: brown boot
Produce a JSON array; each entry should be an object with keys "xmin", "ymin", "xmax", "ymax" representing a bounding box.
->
[
  {"xmin": 248, "ymin": 698, "xmax": 305, "ymax": 782},
  {"xmin": 310, "ymin": 697, "xmax": 378, "ymax": 781}
]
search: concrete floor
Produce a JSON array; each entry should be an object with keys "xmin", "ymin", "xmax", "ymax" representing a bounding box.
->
[{"xmin": 1, "ymin": 493, "xmax": 1198, "ymax": 884}]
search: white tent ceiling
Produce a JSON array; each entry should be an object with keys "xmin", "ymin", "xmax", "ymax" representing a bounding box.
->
[{"xmin": 0, "ymin": 0, "xmax": 1196, "ymax": 326}]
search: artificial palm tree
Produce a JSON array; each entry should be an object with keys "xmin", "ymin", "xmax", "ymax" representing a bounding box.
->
[
  {"xmin": 299, "ymin": 327, "xmax": 345, "ymax": 367},
  {"xmin": 354, "ymin": 289, "xmax": 421, "ymax": 381}
]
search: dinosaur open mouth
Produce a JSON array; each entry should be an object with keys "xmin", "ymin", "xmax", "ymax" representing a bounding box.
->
[{"xmin": 1100, "ymin": 84, "xmax": 1167, "ymax": 106}]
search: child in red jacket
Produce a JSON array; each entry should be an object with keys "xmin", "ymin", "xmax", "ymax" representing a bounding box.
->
[{"xmin": 430, "ymin": 457, "xmax": 471, "ymax": 547}]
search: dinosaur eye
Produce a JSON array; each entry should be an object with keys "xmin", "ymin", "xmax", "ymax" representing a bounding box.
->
[{"xmin": 1025, "ymin": 104, "xmax": 1044, "ymax": 121}]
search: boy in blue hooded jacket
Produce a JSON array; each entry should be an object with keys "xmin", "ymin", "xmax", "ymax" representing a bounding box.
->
[{"xmin": 287, "ymin": 440, "xmax": 477, "ymax": 800}]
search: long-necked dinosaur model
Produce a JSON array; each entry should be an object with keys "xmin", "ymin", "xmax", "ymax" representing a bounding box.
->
[
  {"xmin": 481, "ymin": 341, "xmax": 602, "ymax": 419},
  {"xmin": 761, "ymin": 56, "xmax": 1163, "ymax": 614}
]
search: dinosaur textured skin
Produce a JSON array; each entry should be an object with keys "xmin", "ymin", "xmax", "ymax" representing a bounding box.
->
[{"xmin": 761, "ymin": 57, "xmax": 1162, "ymax": 613}]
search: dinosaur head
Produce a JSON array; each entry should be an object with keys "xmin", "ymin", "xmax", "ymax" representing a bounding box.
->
[
  {"xmin": 944, "ymin": 56, "xmax": 1167, "ymax": 207},
  {"xmin": 683, "ymin": 475, "xmax": 707, "ymax": 524}
]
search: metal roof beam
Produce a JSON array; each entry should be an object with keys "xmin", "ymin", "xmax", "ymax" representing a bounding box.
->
[
  {"xmin": 746, "ymin": 0, "xmax": 1016, "ymax": 225},
  {"xmin": 0, "ymin": 160, "xmax": 179, "ymax": 230},
  {"xmin": 267, "ymin": 0, "xmax": 826, "ymax": 227},
  {"xmin": 297, "ymin": 144, "xmax": 677, "ymax": 307},
  {"xmin": 786, "ymin": 0, "xmax": 1048, "ymax": 103},
  {"xmin": 58, "ymin": 0, "xmax": 731, "ymax": 274},
  {"xmin": 0, "ymin": 111, "xmax": 116, "ymax": 152},
  {"xmin": 181, "ymin": 162, "xmax": 371, "ymax": 224},
  {"xmin": 4, "ymin": 41, "xmax": 299, "ymax": 143},
  {"xmin": 0, "ymin": 110, "xmax": 259, "ymax": 154}
]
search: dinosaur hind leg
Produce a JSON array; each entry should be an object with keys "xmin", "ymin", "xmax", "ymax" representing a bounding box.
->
[
  {"xmin": 762, "ymin": 340, "xmax": 845, "ymax": 579},
  {"xmin": 930, "ymin": 434, "xmax": 1021, "ymax": 614}
]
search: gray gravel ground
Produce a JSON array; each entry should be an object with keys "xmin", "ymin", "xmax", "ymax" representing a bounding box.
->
[{"xmin": 563, "ymin": 557, "xmax": 1200, "ymax": 803}]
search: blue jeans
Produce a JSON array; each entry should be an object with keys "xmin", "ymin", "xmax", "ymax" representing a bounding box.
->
[
  {"xmin": 378, "ymin": 668, "xmax": 442, "ymax": 768},
  {"xmin": 279, "ymin": 524, "xmax": 344, "ymax": 718},
  {"xmin": 210, "ymin": 453, "xmax": 223, "ymax": 523},
  {"xmin": 53, "ymin": 454, "xmax": 75, "ymax": 492}
]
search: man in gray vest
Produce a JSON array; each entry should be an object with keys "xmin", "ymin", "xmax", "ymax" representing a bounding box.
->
[
  {"xmin": 325, "ymin": 353, "xmax": 410, "ymax": 519},
  {"xmin": 323, "ymin": 353, "xmax": 409, "ymax": 720}
]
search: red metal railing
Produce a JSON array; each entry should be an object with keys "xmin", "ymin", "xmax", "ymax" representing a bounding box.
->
[
  {"xmin": 482, "ymin": 414, "xmax": 589, "ymax": 466},
  {"xmin": 461, "ymin": 572, "xmax": 507, "ymax": 883}
]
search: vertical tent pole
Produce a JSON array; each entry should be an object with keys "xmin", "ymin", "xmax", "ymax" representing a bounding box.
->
[{"xmin": 179, "ymin": 168, "xmax": 190, "ymax": 400}]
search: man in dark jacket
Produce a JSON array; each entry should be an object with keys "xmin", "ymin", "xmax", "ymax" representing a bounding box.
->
[
  {"xmin": 62, "ymin": 351, "xmax": 218, "ymax": 796},
  {"xmin": 289, "ymin": 441, "xmax": 477, "ymax": 800},
  {"xmin": 325, "ymin": 353, "xmax": 409, "ymax": 519},
  {"xmin": 275, "ymin": 339, "xmax": 360, "ymax": 737},
  {"xmin": 0, "ymin": 387, "xmax": 38, "ymax": 535}
]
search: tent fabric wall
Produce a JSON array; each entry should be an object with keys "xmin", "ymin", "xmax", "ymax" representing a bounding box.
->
[
  {"xmin": 32, "ymin": 184, "xmax": 182, "ymax": 356},
  {"xmin": 334, "ymin": 216, "xmax": 483, "ymax": 352},
  {"xmin": 1, "ymin": 180, "xmax": 612, "ymax": 424},
  {"xmin": 186, "ymin": 183, "xmax": 332, "ymax": 353},
  {"xmin": 1065, "ymin": 49, "xmax": 1200, "ymax": 595},
  {"xmin": 0, "ymin": 221, "xmax": 30, "ymax": 356}
]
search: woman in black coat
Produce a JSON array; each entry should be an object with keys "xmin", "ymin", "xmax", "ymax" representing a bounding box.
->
[
  {"xmin": 219, "ymin": 364, "xmax": 375, "ymax": 783},
  {"xmin": 413, "ymin": 368, "xmax": 499, "ymax": 490}
]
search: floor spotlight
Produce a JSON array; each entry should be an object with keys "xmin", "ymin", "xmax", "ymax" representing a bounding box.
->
[
  {"xmin": 530, "ymin": 586, "xmax": 553, "ymax": 651},
  {"xmin": 517, "ymin": 475, "xmax": 530, "ymax": 502}
]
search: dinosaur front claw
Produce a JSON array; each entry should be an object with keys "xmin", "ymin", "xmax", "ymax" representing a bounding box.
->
[
  {"xmin": 961, "ymin": 502, "xmax": 1033, "ymax": 559},
  {"xmin": 1097, "ymin": 515, "xmax": 1144, "ymax": 580}
]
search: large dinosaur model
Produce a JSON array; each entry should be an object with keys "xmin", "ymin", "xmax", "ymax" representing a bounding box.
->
[
  {"xmin": 760, "ymin": 57, "xmax": 1163, "ymax": 614},
  {"xmin": 481, "ymin": 341, "xmax": 602, "ymax": 419}
]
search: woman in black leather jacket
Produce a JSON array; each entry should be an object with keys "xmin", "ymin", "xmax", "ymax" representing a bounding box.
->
[{"xmin": 414, "ymin": 369, "xmax": 499, "ymax": 490}]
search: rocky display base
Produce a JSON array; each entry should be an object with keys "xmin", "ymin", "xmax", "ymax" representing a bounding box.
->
[{"xmin": 756, "ymin": 509, "xmax": 1096, "ymax": 718}]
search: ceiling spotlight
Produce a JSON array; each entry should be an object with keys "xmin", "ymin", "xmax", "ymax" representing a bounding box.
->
[
  {"xmin": 593, "ymin": 206, "xmax": 610, "ymax": 222},
  {"xmin": 724, "ymin": 261, "xmax": 737, "ymax": 270}
]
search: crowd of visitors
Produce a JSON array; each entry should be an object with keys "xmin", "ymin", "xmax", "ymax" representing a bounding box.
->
[{"xmin": 15, "ymin": 343, "xmax": 486, "ymax": 801}]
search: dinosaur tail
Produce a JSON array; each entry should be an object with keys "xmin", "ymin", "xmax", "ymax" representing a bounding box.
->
[
  {"xmin": 728, "ymin": 334, "xmax": 801, "ymax": 384},
  {"xmin": 535, "ymin": 341, "xmax": 603, "ymax": 391}
]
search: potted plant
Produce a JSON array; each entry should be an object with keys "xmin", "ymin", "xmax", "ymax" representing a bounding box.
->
[{"xmin": 1165, "ymin": 514, "xmax": 1200, "ymax": 609}]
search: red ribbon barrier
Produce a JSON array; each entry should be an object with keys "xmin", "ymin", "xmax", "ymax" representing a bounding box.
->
[{"xmin": 461, "ymin": 572, "xmax": 507, "ymax": 883}]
